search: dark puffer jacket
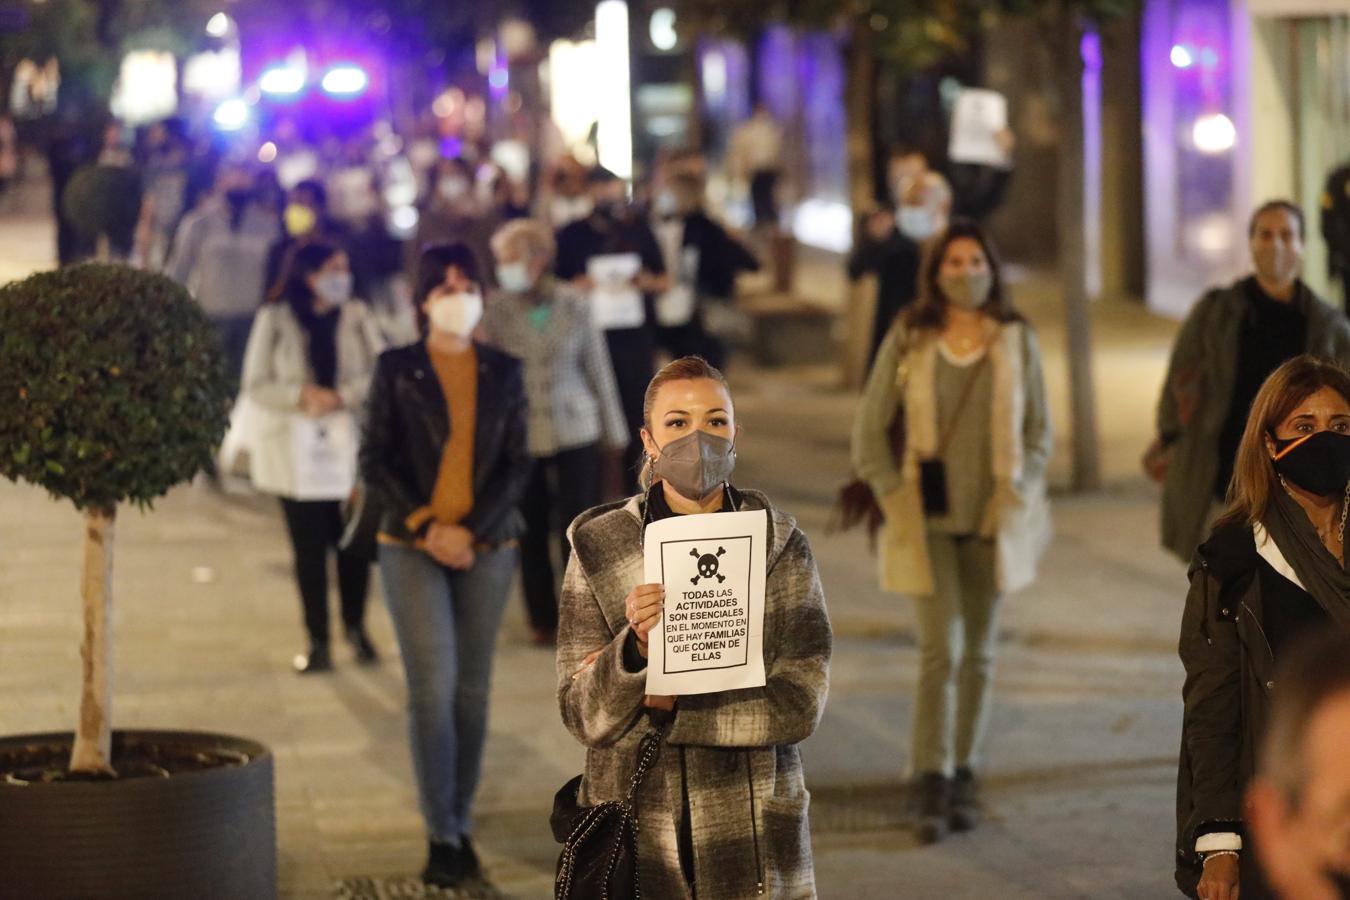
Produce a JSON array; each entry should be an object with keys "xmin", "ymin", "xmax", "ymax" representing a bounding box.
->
[{"xmin": 1175, "ymin": 524, "xmax": 1277, "ymax": 898}]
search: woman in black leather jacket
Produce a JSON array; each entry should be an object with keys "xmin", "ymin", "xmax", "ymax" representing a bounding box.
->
[{"xmin": 358, "ymin": 242, "xmax": 531, "ymax": 891}]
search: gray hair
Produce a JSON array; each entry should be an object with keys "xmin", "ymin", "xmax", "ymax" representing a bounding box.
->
[{"xmin": 490, "ymin": 218, "xmax": 555, "ymax": 267}]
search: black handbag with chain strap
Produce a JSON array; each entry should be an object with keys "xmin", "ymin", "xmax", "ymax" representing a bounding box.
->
[{"xmin": 552, "ymin": 726, "xmax": 664, "ymax": 900}]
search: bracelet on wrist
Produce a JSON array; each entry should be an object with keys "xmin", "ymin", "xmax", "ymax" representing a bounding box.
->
[{"xmin": 1202, "ymin": 850, "xmax": 1239, "ymax": 864}]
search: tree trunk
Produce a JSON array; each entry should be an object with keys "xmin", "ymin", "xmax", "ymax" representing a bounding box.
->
[
  {"xmin": 842, "ymin": 17, "xmax": 877, "ymax": 390},
  {"xmin": 1054, "ymin": 18, "xmax": 1102, "ymax": 492},
  {"xmin": 69, "ymin": 505, "xmax": 116, "ymax": 776}
]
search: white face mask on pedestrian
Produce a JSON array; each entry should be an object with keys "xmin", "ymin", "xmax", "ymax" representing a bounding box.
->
[
  {"xmin": 495, "ymin": 261, "xmax": 534, "ymax": 294},
  {"xmin": 428, "ymin": 291, "xmax": 483, "ymax": 338},
  {"xmin": 313, "ymin": 271, "xmax": 353, "ymax": 306}
]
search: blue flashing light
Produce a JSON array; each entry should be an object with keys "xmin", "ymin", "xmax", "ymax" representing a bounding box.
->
[
  {"xmin": 1170, "ymin": 44, "xmax": 1194, "ymax": 69},
  {"xmin": 260, "ymin": 65, "xmax": 306, "ymax": 96},
  {"xmin": 213, "ymin": 98, "xmax": 249, "ymax": 131},
  {"xmin": 321, "ymin": 65, "xmax": 369, "ymax": 97}
]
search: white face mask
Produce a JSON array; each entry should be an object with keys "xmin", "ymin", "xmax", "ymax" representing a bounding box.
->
[
  {"xmin": 313, "ymin": 271, "xmax": 353, "ymax": 306},
  {"xmin": 549, "ymin": 195, "xmax": 593, "ymax": 226},
  {"xmin": 495, "ymin": 261, "xmax": 534, "ymax": 294},
  {"xmin": 654, "ymin": 191, "xmax": 679, "ymax": 217},
  {"xmin": 428, "ymin": 291, "xmax": 483, "ymax": 337}
]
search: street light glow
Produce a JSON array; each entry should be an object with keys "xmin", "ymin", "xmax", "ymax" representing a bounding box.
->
[
  {"xmin": 260, "ymin": 65, "xmax": 305, "ymax": 96},
  {"xmin": 595, "ymin": 0, "xmax": 633, "ymax": 180},
  {"xmin": 1192, "ymin": 113, "xmax": 1236, "ymax": 154},
  {"xmin": 212, "ymin": 98, "xmax": 249, "ymax": 131},
  {"xmin": 321, "ymin": 65, "xmax": 368, "ymax": 97}
]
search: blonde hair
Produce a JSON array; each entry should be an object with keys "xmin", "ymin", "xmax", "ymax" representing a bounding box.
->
[
  {"xmin": 1217, "ymin": 355, "xmax": 1350, "ymax": 528},
  {"xmin": 638, "ymin": 356, "xmax": 732, "ymax": 489},
  {"xmin": 490, "ymin": 218, "xmax": 555, "ymax": 267}
]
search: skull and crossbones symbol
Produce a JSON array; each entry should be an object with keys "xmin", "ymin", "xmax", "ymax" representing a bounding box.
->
[{"xmin": 689, "ymin": 546, "xmax": 726, "ymax": 585}]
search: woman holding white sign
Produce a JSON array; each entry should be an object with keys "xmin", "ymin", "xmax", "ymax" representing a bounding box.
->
[
  {"xmin": 241, "ymin": 241, "xmax": 386, "ymax": 673},
  {"xmin": 556, "ymin": 356, "xmax": 833, "ymax": 899},
  {"xmin": 851, "ymin": 219, "xmax": 1052, "ymax": 844}
]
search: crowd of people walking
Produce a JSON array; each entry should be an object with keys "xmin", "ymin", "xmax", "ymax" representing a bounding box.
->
[{"xmin": 28, "ymin": 105, "xmax": 1350, "ymax": 898}]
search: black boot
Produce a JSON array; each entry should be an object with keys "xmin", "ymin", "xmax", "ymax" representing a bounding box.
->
[
  {"xmin": 949, "ymin": 767, "xmax": 981, "ymax": 832},
  {"xmin": 293, "ymin": 643, "xmax": 331, "ymax": 674},
  {"xmin": 421, "ymin": 839, "xmax": 466, "ymax": 888},
  {"xmin": 344, "ymin": 625, "xmax": 378, "ymax": 664},
  {"xmin": 907, "ymin": 771, "xmax": 950, "ymax": 845},
  {"xmin": 459, "ymin": 834, "xmax": 483, "ymax": 881}
]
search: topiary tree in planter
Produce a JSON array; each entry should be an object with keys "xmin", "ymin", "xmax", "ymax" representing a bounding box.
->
[{"xmin": 0, "ymin": 262, "xmax": 231, "ymax": 774}]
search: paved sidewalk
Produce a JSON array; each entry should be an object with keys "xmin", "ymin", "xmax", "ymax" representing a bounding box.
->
[{"xmin": 0, "ymin": 184, "xmax": 1190, "ymax": 899}]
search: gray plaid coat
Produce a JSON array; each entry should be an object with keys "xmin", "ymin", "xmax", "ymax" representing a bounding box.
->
[{"xmin": 557, "ymin": 490, "xmax": 832, "ymax": 900}]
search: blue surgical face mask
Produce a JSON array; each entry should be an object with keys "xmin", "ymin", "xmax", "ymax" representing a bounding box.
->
[{"xmin": 896, "ymin": 205, "xmax": 938, "ymax": 241}]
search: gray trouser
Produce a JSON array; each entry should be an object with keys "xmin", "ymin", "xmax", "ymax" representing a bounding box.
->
[{"xmin": 911, "ymin": 531, "xmax": 1003, "ymax": 776}]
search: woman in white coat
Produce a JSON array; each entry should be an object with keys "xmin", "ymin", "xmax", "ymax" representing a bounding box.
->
[
  {"xmin": 851, "ymin": 220, "xmax": 1051, "ymax": 844},
  {"xmin": 242, "ymin": 241, "xmax": 386, "ymax": 672}
]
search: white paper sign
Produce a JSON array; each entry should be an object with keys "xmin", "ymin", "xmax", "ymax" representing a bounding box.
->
[
  {"xmin": 644, "ymin": 510, "xmax": 767, "ymax": 696},
  {"xmin": 290, "ymin": 412, "xmax": 357, "ymax": 501},
  {"xmin": 948, "ymin": 88, "xmax": 1011, "ymax": 168},
  {"xmin": 588, "ymin": 252, "xmax": 645, "ymax": 330}
]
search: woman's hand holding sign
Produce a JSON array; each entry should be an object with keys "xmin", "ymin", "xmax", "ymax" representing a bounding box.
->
[{"xmin": 625, "ymin": 583, "xmax": 665, "ymax": 659}]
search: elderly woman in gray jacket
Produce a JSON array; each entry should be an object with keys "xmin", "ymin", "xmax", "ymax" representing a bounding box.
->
[
  {"xmin": 851, "ymin": 220, "xmax": 1051, "ymax": 845},
  {"xmin": 242, "ymin": 241, "xmax": 385, "ymax": 673},
  {"xmin": 481, "ymin": 218, "xmax": 629, "ymax": 646},
  {"xmin": 558, "ymin": 356, "xmax": 832, "ymax": 899}
]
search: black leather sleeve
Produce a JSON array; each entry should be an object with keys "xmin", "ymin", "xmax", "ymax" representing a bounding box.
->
[{"xmin": 358, "ymin": 354, "xmax": 428, "ymax": 534}]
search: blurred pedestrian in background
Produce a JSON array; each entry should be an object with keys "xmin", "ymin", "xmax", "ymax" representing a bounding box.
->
[
  {"xmin": 1148, "ymin": 201, "xmax": 1350, "ymax": 563},
  {"xmin": 557, "ymin": 356, "xmax": 832, "ymax": 899},
  {"xmin": 1245, "ymin": 628, "xmax": 1350, "ymax": 900},
  {"xmin": 555, "ymin": 165, "xmax": 668, "ymax": 483},
  {"xmin": 241, "ymin": 241, "xmax": 385, "ymax": 673},
  {"xmin": 411, "ymin": 156, "xmax": 500, "ymax": 290},
  {"xmin": 131, "ymin": 118, "xmax": 189, "ymax": 270},
  {"xmin": 852, "ymin": 220, "xmax": 1051, "ymax": 845},
  {"xmin": 849, "ymin": 199, "xmax": 923, "ymax": 369},
  {"xmin": 729, "ymin": 102, "xmax": 785, "ymax": 230},
  {"xmin": 887, "ymin": 144, "xmax": 952, "ymax": 246},
  {"xmin": 541, "ymin": 154, "xmax": 593, "ymax": 229},
  {"xmin": 650, "ymin": 171, "xmax": 759, "ymax": 369},
  {"xmin": 1175, "ymin": 356, "xmax": 1350, "ymax": 900},
  {"xmin": 265, "ymin": 179, "xmax": 370, "ymax": 306},
  {"xmin": 167, "ymin": 165, "xmax": 282, "ymax": 384},
  {"xmin": 480, "ymin": 220, "xmax": 628, "ymax": 646},
  {"xmin": 360, "ymin": 242, "xmax": 531, "ymax": 891}
]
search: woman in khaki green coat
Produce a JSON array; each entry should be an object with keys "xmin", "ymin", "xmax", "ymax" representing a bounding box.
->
[{"xmin": 851, "ymin": 220, "xmax": 1052, "ymax": 845}]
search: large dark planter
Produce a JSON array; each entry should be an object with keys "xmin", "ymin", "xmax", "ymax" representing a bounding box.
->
[{"xmin": 0, "ymin": 730, "xmax": 276, "ymax": 900}]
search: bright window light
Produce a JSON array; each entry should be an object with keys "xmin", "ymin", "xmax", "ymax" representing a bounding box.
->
[
  {"xmin": 205, "ymin": 13, "xmax": 231, "ymax": 38},
  {"xmin": 595, "ymin": 0, "xmax": 633, "ymax": 180},
  {"xmin": 1192, "ymin": 113, "xmax": 1236, "ymax": 154},
  {"xmin": 548, "ymin": 40, "xmax": 601, "ymax": 151},
  {"xmin": 213, "ymin": 98, "xmax": 249, "ymax": 131},
  {"xmin": 650, "ymin": 8, "xmax": 677, "ymax": 52},
  {"xmin": 321, "ymin": 65, "xmax": 368, "ymax": 97},
  {"xmin": 260, "ymin": 65, "xmax": 305, "ymax": 96}
]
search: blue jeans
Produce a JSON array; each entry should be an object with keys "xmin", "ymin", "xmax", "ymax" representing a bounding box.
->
[{"xmin": 379, "ymin": 542, "xmax": 518, "ymax": 843}]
